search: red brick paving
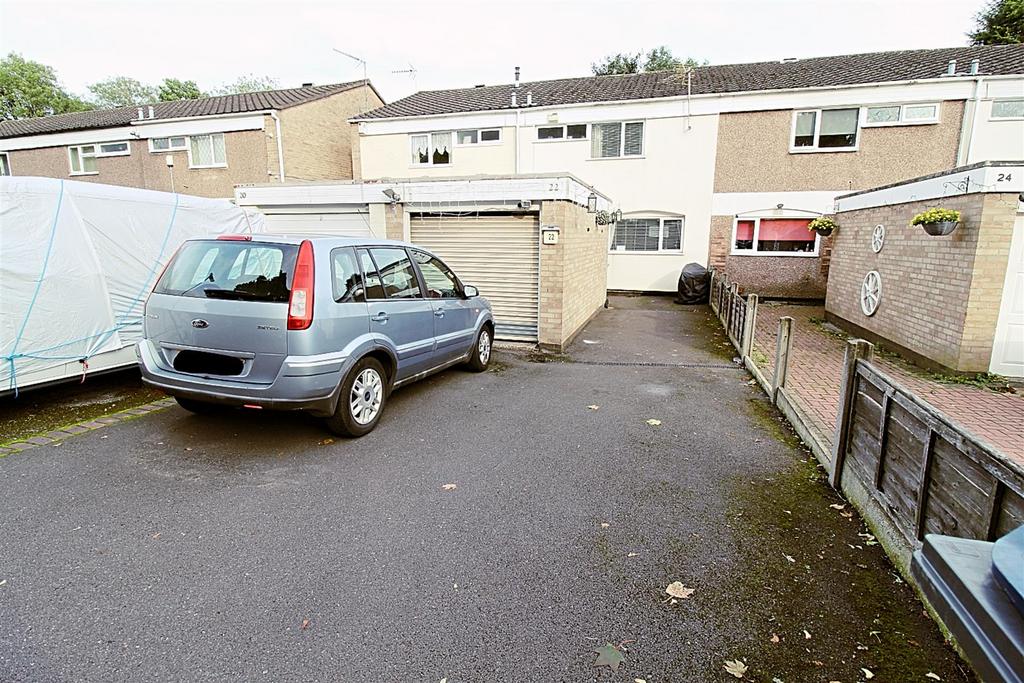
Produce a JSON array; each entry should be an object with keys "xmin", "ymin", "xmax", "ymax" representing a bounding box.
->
[{"xmin": 751, "ymin": 303, "xmax": 1024, "ymax": 464}]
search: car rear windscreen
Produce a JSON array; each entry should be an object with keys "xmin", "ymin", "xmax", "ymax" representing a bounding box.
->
[{"xmin": 155, "ymin": 240, "xmax": 299, "ymax": 303}]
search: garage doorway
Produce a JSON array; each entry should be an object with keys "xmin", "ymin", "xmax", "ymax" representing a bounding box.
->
[
  {"xmin": 261, "ymin": 206, "xmax": 372, "ymax": 236},
  {"xmin": 410, "ymin": 212, "xmax": 540, "ymax": 342}
]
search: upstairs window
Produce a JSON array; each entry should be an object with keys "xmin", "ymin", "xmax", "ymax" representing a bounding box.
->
[
  {"xmin": 592, "ymin": 121, "xmax": 644, "ymax": 158},
  {"xmin": 456, "ymin": 129, "xmax": 501, "ymax": 145},
  {"xmin": 68, "ymin": 145, "xmax": 98, "ymax": 174},
  {"xmin": 150, "ymin": 136, "xmax": 188, "ymax": 152},
  {"xmin": 992, "ymin": 99, "xmax": 1024, "ymax": 119},
  {"xmin": 0, "ymin": 153, "xmax": 10, "ymax": 176},
  {"xmin": 733, "ymin": 218, "xmax": 817, "ymax": 255},
  {"xmin": 189, "ymin": 133, "xmax": 226, "ymax": 168},
  {"xmin": 792, "ymin": 108, "xmax": 859, "ymax": 151},
  {"xmin": 863, "ymin": 103, "xmax": 939, "ymax": 126},
  {"xmin": 411, "ymin": 132, "xmax": 451, "ymax": 165},
  {"xmin": 611, "ymin": 217, "xmax": 683, "ymax": 252},
  {"xmin": 537, "ymin": 124, "xmax": 587, "ymax": 140}
]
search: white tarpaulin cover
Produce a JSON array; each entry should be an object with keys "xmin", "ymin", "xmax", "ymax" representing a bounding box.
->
[{"xmin": 1, "ymin": 176, "xmax": 264, "ymax": 394}]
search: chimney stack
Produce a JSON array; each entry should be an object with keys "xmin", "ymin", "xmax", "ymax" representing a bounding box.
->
[
  {"xmin": 137, "ymin": 107, "xmax": 144, "ymax": 120},
  {"xmin": 514, "ymin": 66, "xmax": 520, "ymax": 88},
  {"xmin": 526, "ymin": 91, "xmax": 533, "ymax": 106},
  {"xmin": 511, "ymin": 91, "xmax": 517, "ymax": 107},
  {"xmin": 969, "ymin": 59, "xmax": 980, "ymax": 75},
  {"xmin": 148, "ymin": 105, "xmax": 155, "ymax": 119},
  {"xmin": 946, "ymin": 59, "xmax": 957, "ymax": 76}
]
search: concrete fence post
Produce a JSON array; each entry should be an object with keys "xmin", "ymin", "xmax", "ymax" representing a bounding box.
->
[
  {"xmin": 829, "ymin": 339, "xmax": 875, "ymax": 488},
  {"xmin": 771, "ymin": 316, "xmax": 793, "ymax": 406},
  {"xmin": 741, "ymin": 294, "xmax": 758, "ymax": 358}
]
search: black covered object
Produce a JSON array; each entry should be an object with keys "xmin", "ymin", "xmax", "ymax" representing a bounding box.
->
[{"xmin": 676, "ymin": 263, "xmax": 710, "ymax": 304}]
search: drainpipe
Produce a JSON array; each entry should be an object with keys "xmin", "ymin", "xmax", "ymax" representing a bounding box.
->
[
  {"xmin": 514, "ymin": 107, "xmax": 522, "ymax": 174},
  {"xmin": 957, "ymin": 76, "xmax": 985, "ymax": 166},
  {"xmin": 269, "ymin": 110, "xmax": 285, "ymax": 182}
]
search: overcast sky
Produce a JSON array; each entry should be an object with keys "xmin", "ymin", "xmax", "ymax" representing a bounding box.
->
[{"xmin": 0, "ymin": 0, "xmax": 988, "ymax": 105}]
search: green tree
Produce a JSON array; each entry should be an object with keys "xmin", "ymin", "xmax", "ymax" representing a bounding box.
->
[
  {"xmin": 87, "ymin": 76, "xmax": 157, "ymax": 108},
  {"xmin": 157, "ymin": 78, "xmax": 203, "ymax": 101},
  {"xmin": 0, "ymin": 53, "xmax": 92, "ymax": 120},
  {"xmin": 592, "ymin": 46, "xmax": 706, "ymax": 76},
  {"xmin": 214, "ymin": 75, "xmax": 279, "ymax": 95},
  {"xmin": 969, "ymin": 0, "xmax": 1024, "ymax": 44}
]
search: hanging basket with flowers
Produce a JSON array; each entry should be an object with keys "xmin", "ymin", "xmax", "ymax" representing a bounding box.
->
[
  {"xmin": 807, "ymin": 216, "xmax": 838, "ymax": 237},
  {"xmin": 911, "ymin": 208, "xmax": 960, "ymax": 236}
]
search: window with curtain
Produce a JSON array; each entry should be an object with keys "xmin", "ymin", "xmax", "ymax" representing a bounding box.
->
[
  {"xmin": 591, "ymin": 121, "xmax": 643, "ymax": 158},
  {"xmin": 791, "ymin": 108, "xmax": 858, "ymax": 150},
  {"xmin": 189, "ymin": 133, "xmax": 226, "ymax": 167},
  {"xmin": 733, "ymin": 218, "xmax": 816, "ymax": 254},
  {"xmin": 611, "ymin": 217, "xmax": 683, "ymax": 252},
  {"xmin": 410, "ymin": 132, "xmax": 452, "ymax": 165}
]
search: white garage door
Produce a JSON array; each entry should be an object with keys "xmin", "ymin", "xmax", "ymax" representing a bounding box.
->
[
  {"xmin": 261, "ymin": 208, "xmax": 372, "ymax": 236},
  {"xmin": 410, "ymin": 213, "xmax": 539, "ymax": 342},
  {"xmin": 991, "ymin": 213, "xmax": 1024, "ymax": 377}
]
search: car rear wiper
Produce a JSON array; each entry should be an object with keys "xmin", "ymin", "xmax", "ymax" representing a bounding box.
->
[
  {"xmin": 203, "ymin": 288, "xmax": 275, "ymax": 301},
  {"xmin": 178, "ymin": 272, "xmax": 215, "ymax": 297}
]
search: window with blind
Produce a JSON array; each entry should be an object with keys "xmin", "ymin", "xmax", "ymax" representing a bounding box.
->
[
  {"xmin": 591, "ymin": 121, "xmax": 644, "ymax": 158},
  {"xmin": 791, "ymin": 108, "xmax": 859, "ymax": 151},
  {"xmin": 189, "ymin": 133, "xmax": 226, "ymax": 168},
  {"xmin": 611, "ymin": 217, "xmax": 683, "ymax": 252},
  {"xmin": 732, "ymin": 218, "xmax": 817, "ymax": 255},
  {"xmin": 410, "ymin": 132, "xmax": 452, "ymax": 165}
]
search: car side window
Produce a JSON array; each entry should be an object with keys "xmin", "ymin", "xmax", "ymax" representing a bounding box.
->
[
  {"xmin": 331, "ymin": 247, "xmax": 364, "ymax": 303},
  {"xmin": 357, "ymin": 249, "xmax": 386, "ymax": 300},
  {"xmin": 368, "ymin": 248, "xmax": 423, "ymax": 300},
  {"xmin": 410, "ymin": 250, "xmax": 461, "ymax": 299}
]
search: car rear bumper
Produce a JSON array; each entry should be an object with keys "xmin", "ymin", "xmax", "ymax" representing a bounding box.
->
[{"xmin": 136, "ymin": 340, "xmax": 347, "ymax": 415}]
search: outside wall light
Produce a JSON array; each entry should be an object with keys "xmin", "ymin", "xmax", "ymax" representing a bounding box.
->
[
  {"xmin": 587, "ymin": 192, "xmax": 598, "ymax": 213},
  {"xmin": 382, "ymin": 188, "xmax": 400, "ymax": 203}
]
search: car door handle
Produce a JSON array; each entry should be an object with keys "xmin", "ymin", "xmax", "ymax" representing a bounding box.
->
[
  {"xmin": 434, "ymin": 309, "xmax": 445, "ymax": 318},
  {"xmin": 370, "ymin": 312, "xmax": 390, "ymax": 323}
]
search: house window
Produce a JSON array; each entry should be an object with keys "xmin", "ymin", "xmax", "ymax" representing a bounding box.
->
[
  {"xmin": 456, "ymin": 129, "xmax": 501, "ymax": 145},
  {"xmin": 410, "ymin": 132, "xmax": 451, "ymax": 165},
  {"xmin": 732, "ymin": 218, "xmax": 817, "ymax": 255},
  {"xmin": 992, "ymin": 99, "xmax": 1024, "ymax": 119},
  {"xmin": 610, "ymin": 217, "xmax": 683, "ymax": 252},
  {"xmin": 863, "ymin": 103, "xmax": 939, "ymax": 126},
  {"xmin": 68, "ymin": 145, "xmax": 98, "ymax": 174},
  {"xmin": 592, "ymin": 121, "xmax": 644, "ymax": 158},
  {"xmin": 150, "ymin": 136, "xmax": 188, "ymax": 152},
  {"xmin": 97, "ymin": 141, "xmax": 131, "ymax": 156},
  {"xmin": 189, "ymin": 133, "xmax": 226, "ymax": 168},
  {"xmin": 0, "ymin": 153, "xmax": 10, "ymax": 176},
  {"xmin": 537, "ymin": 124, "xmax": 587, "ymax": 141},
  {"xmin": 792, "ymin": 108, "xmax": 859, "ymax": 151}
]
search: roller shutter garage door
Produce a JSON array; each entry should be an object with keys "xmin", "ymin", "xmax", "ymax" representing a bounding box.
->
[
  {"xmin": 410, "ymin": 213, "xmax": 539, "ymax": 341},
  {"xmin": 261, "ymin": 207, "xmax": 372, "ymax": 236}
]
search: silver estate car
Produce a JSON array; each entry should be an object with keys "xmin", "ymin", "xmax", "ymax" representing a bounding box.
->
[{"xmin": 137, "ymin": 234, "xmax": 494, "ymax": 436}]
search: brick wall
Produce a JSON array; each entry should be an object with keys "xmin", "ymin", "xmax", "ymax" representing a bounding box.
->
[
  {"xmin": 539, "ymin": 201, "xmax": 608, "ymax": 348},
  {"xmin": 274, "ymin": 85, "xmax": 383, "ymax": 182},
  {"xmin": 6, "ymin": 131, "xmax": 267, "ymax": 198},
  {"xmin": 826, "ymin": 192, "xmax": 1017, "ymax": 372}
]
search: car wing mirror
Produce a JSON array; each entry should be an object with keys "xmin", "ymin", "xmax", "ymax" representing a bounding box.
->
[{"xmin": 463, "ymin": 285, "xmax": 479, "ymax": 298}]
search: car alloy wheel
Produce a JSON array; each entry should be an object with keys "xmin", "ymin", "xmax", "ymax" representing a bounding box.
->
[
  {"xmin": 350, "ymin": 367, "xmax": 383, "ymax": 425},
  {"xmin": 477, "ymin": 329, "xmax": 492, "ymax": 365}
]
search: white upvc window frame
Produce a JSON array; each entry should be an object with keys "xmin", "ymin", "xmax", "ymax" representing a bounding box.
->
[
  {"xmin": 535, "ymin": 123, "xmax": 589, "ymax": 142},
  {"xmin": 990, "ymin": 98, "xmax": 1024, "ymax": 121},
  {"xmin": 148, "ymin": 136, "xmax": 189, "ymax": 152},
  {"xmin": 455, "ymin": 128, "xmax": 502, "ymax": 146},
  {"xmin": 67, "ymin": 144, "xmax": 99, "ymax": 175},
  {"xmin": 187, "ymin": 133, "xmax": 227, "ymax": 169},
  {"xmin": 589, "ymin": 120, "xmax": 645, "ymax": 159},
  {"xmin": 609, "ymin": 216, "xmax": 684, "ymax": 253},
  {"xmin": 789, "ymin": 107, "xmax": 860, "ymax": 153},
  {"xmin": 409, "ymin": 131, "xmax": 454, "ymax": 167},
  {"xmin": 730, "ymin": 216, "xmax": 820, "ymax": 257},
  {"xmin": 95, "ymin": 141, "xmax": 131, "ymax": 157},
  {"xmin": 861, "ymin": 102, "xmax": 940, "ymax": 127},
  {"xmin": 0, "ymin": 152, "xmax": 10, "ymax": 176}
]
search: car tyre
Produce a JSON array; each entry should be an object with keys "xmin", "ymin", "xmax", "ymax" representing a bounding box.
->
[
  {"xmin": 465, "ymin": 326, "xmax": 492, "ymax": 373},
  {"xmin": 325, "ymin": 356, "xmax": 388, "ymax": 437},
  {"xmin": 174, "ymin": 396, "xmax": 223, "ymax": 414}
]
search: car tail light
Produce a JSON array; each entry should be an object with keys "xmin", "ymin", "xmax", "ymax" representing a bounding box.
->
[
  {"xmin": 151, "ymin": 244, "xmax": 182, "ymax": 294},
  {"xmin": 217, "ymin": 234, "xmax": 252, "ymax": 241},
  {"xmin": 288, "ymin": 240, "xmax": 315, "ymax": 330}
]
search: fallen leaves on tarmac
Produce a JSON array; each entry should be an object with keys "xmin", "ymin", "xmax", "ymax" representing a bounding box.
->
[
  {"xmin": 442, "ymin": 484, "xmax": 457, "ymax": 491},
  {"xmin": 665, "ymin": 582, "xmax": 695, "ymax": 600},
  {"xmin": 645, "ymin": 419, "xmax": 662, "ymax": 426},
  {"xmin": 593, "ymin": 643, "xmax": 625, "ymax": 671},
  {"xmin": 723, "ymin": 659, "xmax": 748, "ymax": 678}
]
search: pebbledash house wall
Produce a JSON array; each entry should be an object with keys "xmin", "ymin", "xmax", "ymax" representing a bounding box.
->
[
  {"xmin": 826, "ymin": 192, "xmax": 1018, "ymax": 373},
  {"xmin": 709, "ymin": 101, "xmax": 965, "ymax": 299},
  {"xmin": 538, "ymin": 200, "xmax": 609, "ymax": 348}
]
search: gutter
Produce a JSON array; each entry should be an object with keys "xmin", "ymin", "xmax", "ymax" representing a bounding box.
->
[{"xmin": 269, "ymin": 110, "xmax": 285, "ymax": 183}]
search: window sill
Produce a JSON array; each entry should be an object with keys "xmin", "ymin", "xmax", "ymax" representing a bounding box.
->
[
  {"xmin": 69, "ymin": 171, "xmax": 99, "ymax": 176},
  {"xmin": 789, "ymin": 147, "xmax": 858, "ymax": 154},
  {"xmin": 534, "ymin": 138, "xmax": 588, "ymax": 144},
  {"xmin": 609, "ymin": 250, "xmax": 683, "ymax": 255},
  {"xmin": 730, "ymin": 250, "xmax": 820, "ymax": 258},
  {"xmin": 861, "ymin": 120, "xmax": 938, "ymax": 128},
  {"xmin": 990, "ymin": 116, "xmax": 1024, "ymax": 122},
  {"xmin": 150, "ymin": 149, "xmax": 188, "ymax": 154},
  {"xmin": 408, "ymin": 164, "xmax": 452, "ymax": 169},
  {"xmin": 189, "ymin": 164, "xmax": 228, "ymax": 170},
  {"xmin": 588, "ymin": 155, "xmax": 645, "ymax": 161}
]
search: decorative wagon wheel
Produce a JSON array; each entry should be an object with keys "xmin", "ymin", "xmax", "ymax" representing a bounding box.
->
[
  {"xmin": 861, "ymin": 271, "xmax": 882, "ymax": 316},
  {"xmin": 871, "ymin": 224, "xmax": 885, "ymax": 253}
]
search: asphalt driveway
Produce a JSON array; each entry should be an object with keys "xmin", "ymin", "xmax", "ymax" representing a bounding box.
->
[{"xmin": 0, "ymin": 297, "xmax": 970, "ymax": 682}]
